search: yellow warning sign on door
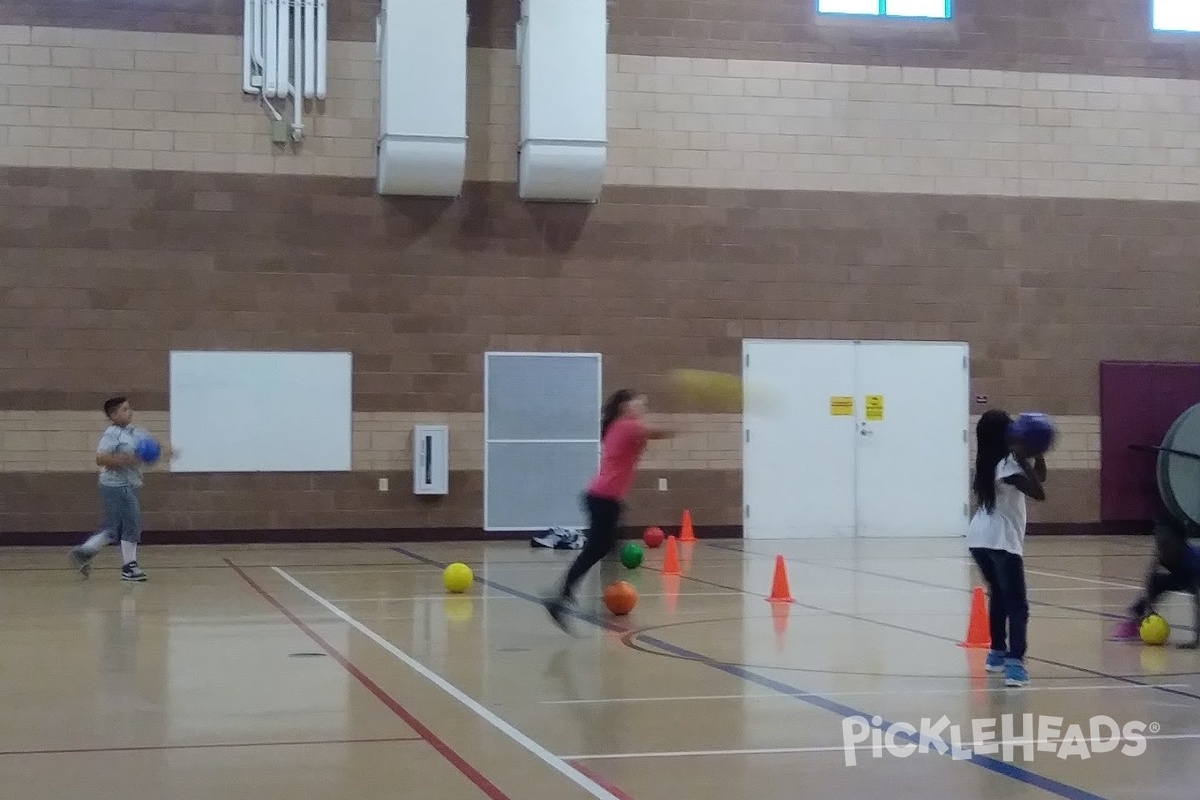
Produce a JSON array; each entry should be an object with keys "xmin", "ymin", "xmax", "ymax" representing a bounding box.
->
[
  {"xmin": 865, "ymin": 395, "xmax": 884, "ymax": 421},
  {"xmin": 830, "ymin": 396, "xmax": 853, "ymax": 416}
]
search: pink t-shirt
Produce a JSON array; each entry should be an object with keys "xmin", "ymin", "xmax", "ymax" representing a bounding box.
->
[{"xmin": 587, "ymin": 417, "xmax": 648, "ymax": 501}]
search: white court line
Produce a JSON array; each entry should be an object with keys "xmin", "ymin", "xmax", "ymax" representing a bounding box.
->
[
  {"xmin": 325, "ymin": 591, "xmax": 745, "ymax": 602},
  {"xmin": 1026, "ymin": 569, "xmax": 1140, "ymax": 590},
  {"xmin": 295, "ymin": 568, "xmax": 1131, "ymax": 595},
  {"xmin": 291, "ymin": 566, "xmax": 440, "ymax": 575},
  {"xmin": 565, "ymin": 733, "xmax": 1200, "ymax": 761},
  {"xmin": 272, "ymin": 567, "xmax": 622, "ymax": 800},
  {"xmin": 541, "ymin": 684, "xmax": 1189, "ymax": 704}
]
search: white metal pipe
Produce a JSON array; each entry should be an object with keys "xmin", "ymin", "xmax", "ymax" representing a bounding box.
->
[
  {"xmin": 276, "ymin": 0, "xmax": 290, "ymax": 98},
  {"xmin": 316, "ymin": 0, "xmax": 327, "ymax": 99},
  {"xmin": 264, "ymin": 0, "xmax": 278, "ymax": 96},
  {"xmin": 251, "ymin": 0, "xmax": 264, "ymax": 77},
  {"xmin": 292, "ymin": 0, "xmax": 303, "ymax": 135},
  {"xmin": 243, "ymin": 0, "xmax": 253, "ymax": 92},
  {"xmin": 304, "ymin": 0, "xmax": 317, "ymax": 99}
]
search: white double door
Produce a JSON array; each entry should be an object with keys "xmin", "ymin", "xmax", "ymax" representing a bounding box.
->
[{"xmin": 743, "ymin": 339, "xmax": 970, "ymax": 539}]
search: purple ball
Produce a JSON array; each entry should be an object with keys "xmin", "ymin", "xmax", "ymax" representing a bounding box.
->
[
  {"xmin": 1009, "ymin": 412, "xmax": 1056, "ymax": 456},
  {"xmin": 134, "ymin": 436, "xmax": 161, "ymax": 464}
]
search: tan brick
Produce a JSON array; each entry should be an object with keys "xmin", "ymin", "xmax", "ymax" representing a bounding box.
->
[
  {"xmin": 68, "ymin": 148, "xmax": 113, "ymax": 168},
  {"xmin": 8, "ymin": 126, "xmax": 50, "ymax": 146},
  {"xmin": 50, "ymin": 47, "xmax": 91, "ymax": 68},
  {"xmin": 48, "ymin": 126, "xmax": 88, "ymax": 148},
  {"xmin": 9, "ymin": 46, "xmax": 51, "ymax": 67}
]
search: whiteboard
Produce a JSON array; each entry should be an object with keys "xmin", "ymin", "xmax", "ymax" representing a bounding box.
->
[{"xmin": 169, "ymin": 351, "xmax": 353, "ymax": 473}]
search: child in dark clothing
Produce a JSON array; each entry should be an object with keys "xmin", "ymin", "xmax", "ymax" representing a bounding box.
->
[{"xmin": 1110, "ymin": 511, "xmax": 1200, "ymax": 649}]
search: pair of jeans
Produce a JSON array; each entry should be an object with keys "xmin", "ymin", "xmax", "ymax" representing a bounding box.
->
[
  {"xmin": 560, "ymin": 493, "xmax": 622, "ymax": 599},
  {"xmin": 99, "ymin": 484, "xmax": 142, "ymax": 544},
  {"xmin": 970, "ymin": 547, "xmax": 1028, "ymax": 661}
]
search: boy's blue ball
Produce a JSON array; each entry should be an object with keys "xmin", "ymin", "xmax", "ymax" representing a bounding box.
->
[
  {"xmin": 1009, "ymin": 412, "xmax": 1056, "ymax": 456},
  {"xmin": 134, "ymin": 436, "xmax": 161, "ymax": 464}
]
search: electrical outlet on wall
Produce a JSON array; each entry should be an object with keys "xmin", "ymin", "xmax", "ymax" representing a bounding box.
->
[
  {"xmin": 658, "ymin": 477, "xmax": 668, "ymax": 492},
  {"xmin": 378, "ymin": 477, "xmax": 389, "ymax": 492}
]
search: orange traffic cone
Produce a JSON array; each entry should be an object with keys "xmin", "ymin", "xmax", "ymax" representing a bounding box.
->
[
  {"xmin": 958, "ymin": 586, "xmax": 991, "ymax": 648},
  {"xmin": 679, "ymin": 509, "xmax": 696, "ymax": 542},
  {"xmin": 767, "ymin": 555, "xmax": 793, "ymax": 603},
  {"xmin": 661, "ymin": 535, "xmax": 681, "ymax": 576}
]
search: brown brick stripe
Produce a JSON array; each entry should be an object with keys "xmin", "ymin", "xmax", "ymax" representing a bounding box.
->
[
  {"xmin": 0, "ymin": 467, "xmax": 1102, "ymax": 540},
  {"xmin": 2, "ymin": 169, "xmax": 1199, "ymax": 414}
]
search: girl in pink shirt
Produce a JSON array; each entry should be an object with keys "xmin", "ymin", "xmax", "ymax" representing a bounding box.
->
[{"xmin": 544, "ymin": 389, "xmax": 672, "ymax": 631}]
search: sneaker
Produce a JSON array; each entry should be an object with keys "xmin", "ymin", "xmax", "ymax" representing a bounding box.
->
[
  {"xmin": 1108, "ymin": 618, "xmax": 1140, "ymax": 641},
  {"xmin": 531, "ymin": 529, "xmax": 562, "ymax": 548},
  {"xmin": 1004, "ymin": 660, "xmax": 1029, "ymax": 688},
  {"xmin": 985, "ymin": 650, "xmax": 1006, "ymax": 673},
  {"xmin": 531, "ymin": 528, "xmax": 586, "ymax": 550},
  {"xmin": 121, "ymin": 561, "xmax": 147, "ymax": 582},
  {"xmin": 69, "ymin": 547, "xmax": 93, "ymax": 579},
  {"xmin": 542, "ymin": 595, "xmax": 574, "ymax": 635}
]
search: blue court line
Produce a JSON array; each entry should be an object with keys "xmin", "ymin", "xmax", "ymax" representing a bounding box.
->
[
  {"xmin": 391, "ymin": 545, "xmax": 1110, "ymax": 800},
  {"xmin": 652, "ymin": 563, "xmax": 1200, "ymax": 702},
  {"xmin": 702, "ymin": 541, "xmax": 1200, "ymax": 703},
  {"xmin": 704, "ymin": 541, "xmax": 1128, "ymax": 621}
]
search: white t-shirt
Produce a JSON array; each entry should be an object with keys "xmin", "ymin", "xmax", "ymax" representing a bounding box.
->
[
  {"xmin": 966, "ymin": 455, "xmax": 1027, "ymax": 556},
  {"xmin": 97, "ymin": 424, "xmax": 146, "ymax": 489}
]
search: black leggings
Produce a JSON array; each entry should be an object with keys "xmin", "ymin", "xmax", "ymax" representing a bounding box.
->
[
  {"xmin": 970, "ymin": 547, "xmax": 1029, "ymax": 661},
  {"xmin": 1131, "ymin": 557, "xmax": 1200, "ymax": 617},
  {"xmin": 1132, "ymin": 521, "xmax": 1200, "ymax": 616},
  {"xmin": 560, "ymin": 494, "xmax": 622, "ymax": 599},
  {"xmin": 1132, "ymin": 568, "xmax": 1199, "ymax": 617}
]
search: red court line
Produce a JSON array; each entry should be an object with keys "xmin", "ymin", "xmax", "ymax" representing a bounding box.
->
[
  {"xmin": 0, "ymin": 736, "xmax": 423, "ymax": 757},
  {"xmin": 225, "ymin": 560, "xmax": 513, "ymax": 800},
  {"xmin": 569, "ymin": 762, "xmax": 638, "ymax": 800}
]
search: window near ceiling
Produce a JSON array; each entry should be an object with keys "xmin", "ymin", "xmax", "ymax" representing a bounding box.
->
[
  {"xmin": 817, "ymin": 0, "xmax": 951, "ymax": 20},
  {"xmin": 1153, "ymin": 0, "xmax": 1200, "ymax": 32}
]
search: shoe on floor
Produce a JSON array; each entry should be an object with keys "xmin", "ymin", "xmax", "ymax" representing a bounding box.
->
[
  {"xmin": 121, "ymin": 561, "xmax": 147, "ymax": 582},
  {"xmin": 1004, "ymin": 660, "xmax": 1029, "ymax": 688},
  {"xmin": 69, "ymin": 547, "xmax": 93, "ymax": 578},
  {"xmin": 542, "ymin": 595, "xmax": 574, "ymax": 634},
  {"xmin": 985, "ymin": 650, "xmax": 1005, "ymax": 673},
  {"xmin": 1108, "ymin": 618, "xmax": 1140, "ymax": 641}
]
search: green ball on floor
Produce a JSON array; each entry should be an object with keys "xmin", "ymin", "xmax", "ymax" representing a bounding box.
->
[{"xmin": 620, "ymin": 542, "xmax": 644, "ymax": 569}]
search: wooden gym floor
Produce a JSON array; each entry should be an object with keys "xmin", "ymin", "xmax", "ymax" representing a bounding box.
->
[{"xmin": 2, "ymin": 536, "xmax": 1198, "ymax": 800}]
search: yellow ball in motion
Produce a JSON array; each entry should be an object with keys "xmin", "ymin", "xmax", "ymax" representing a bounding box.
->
[
  {"xmin": 668, "ymin": 368, "xmax": 743, "ymax": 410},
  {"xmin": 1140, "ymin": 614, "xmax": 1170, "ymax": 646},
  {"xmin": 443, "ymin": 562, "xmax": 474, "ymax": 594}
]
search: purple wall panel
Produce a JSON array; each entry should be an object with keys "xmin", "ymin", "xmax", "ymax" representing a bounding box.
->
[{"xmin": 1100, "ymin": 361, "xmax": 1200, "ymax": 522}]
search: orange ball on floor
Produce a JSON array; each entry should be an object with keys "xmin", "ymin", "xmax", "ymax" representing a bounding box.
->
[{"xmin": 603, "ymin": 581, "xmax": 638, "ymax": 616}]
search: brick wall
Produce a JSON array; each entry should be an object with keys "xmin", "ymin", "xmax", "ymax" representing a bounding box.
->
[{"xmin": 1, "ymin": 1, "xmax": 1198, "ymax": 540}]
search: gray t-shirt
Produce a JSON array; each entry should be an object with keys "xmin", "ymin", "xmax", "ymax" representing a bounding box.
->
[{"xmin": 97, "ymin": 424, "xmax": 146, "ymax": 488}]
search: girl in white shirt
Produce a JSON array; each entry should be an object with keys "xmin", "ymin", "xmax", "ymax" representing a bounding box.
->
[{"xmin": 966, "ymin": 409, "xmax": 1047, "ymax": 688}]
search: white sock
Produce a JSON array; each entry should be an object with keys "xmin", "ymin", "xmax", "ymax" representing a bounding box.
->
[
  {"xmin": 81, "ymin": 530, "xmax": 113, "ymax": 555},
  {"xmin": 120, "ymin": 540, "xmax": 137, "ymax": 565}
]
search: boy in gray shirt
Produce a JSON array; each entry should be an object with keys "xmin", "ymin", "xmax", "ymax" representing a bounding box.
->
[{"xmin": 69, "ymin": 396, "xmax": 174, "ymax": 582}]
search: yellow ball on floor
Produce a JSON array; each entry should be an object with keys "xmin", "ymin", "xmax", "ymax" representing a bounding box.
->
[
  {"xmin": 443, "ymin": 562, "xmax": 474, "ymax": 594},
  {"xmin": 1140, "ymin": 613, "xmax": 1170, "ymax": 646}
]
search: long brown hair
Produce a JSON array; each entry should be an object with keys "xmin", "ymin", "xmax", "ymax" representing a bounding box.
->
[
  {"xmin": 600, "ymin": 389, "xmax": 636, "ymax": 439},
  {"xmin": 973, "ymin": 409, "xmax": 1012, "ymax": 512}
]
